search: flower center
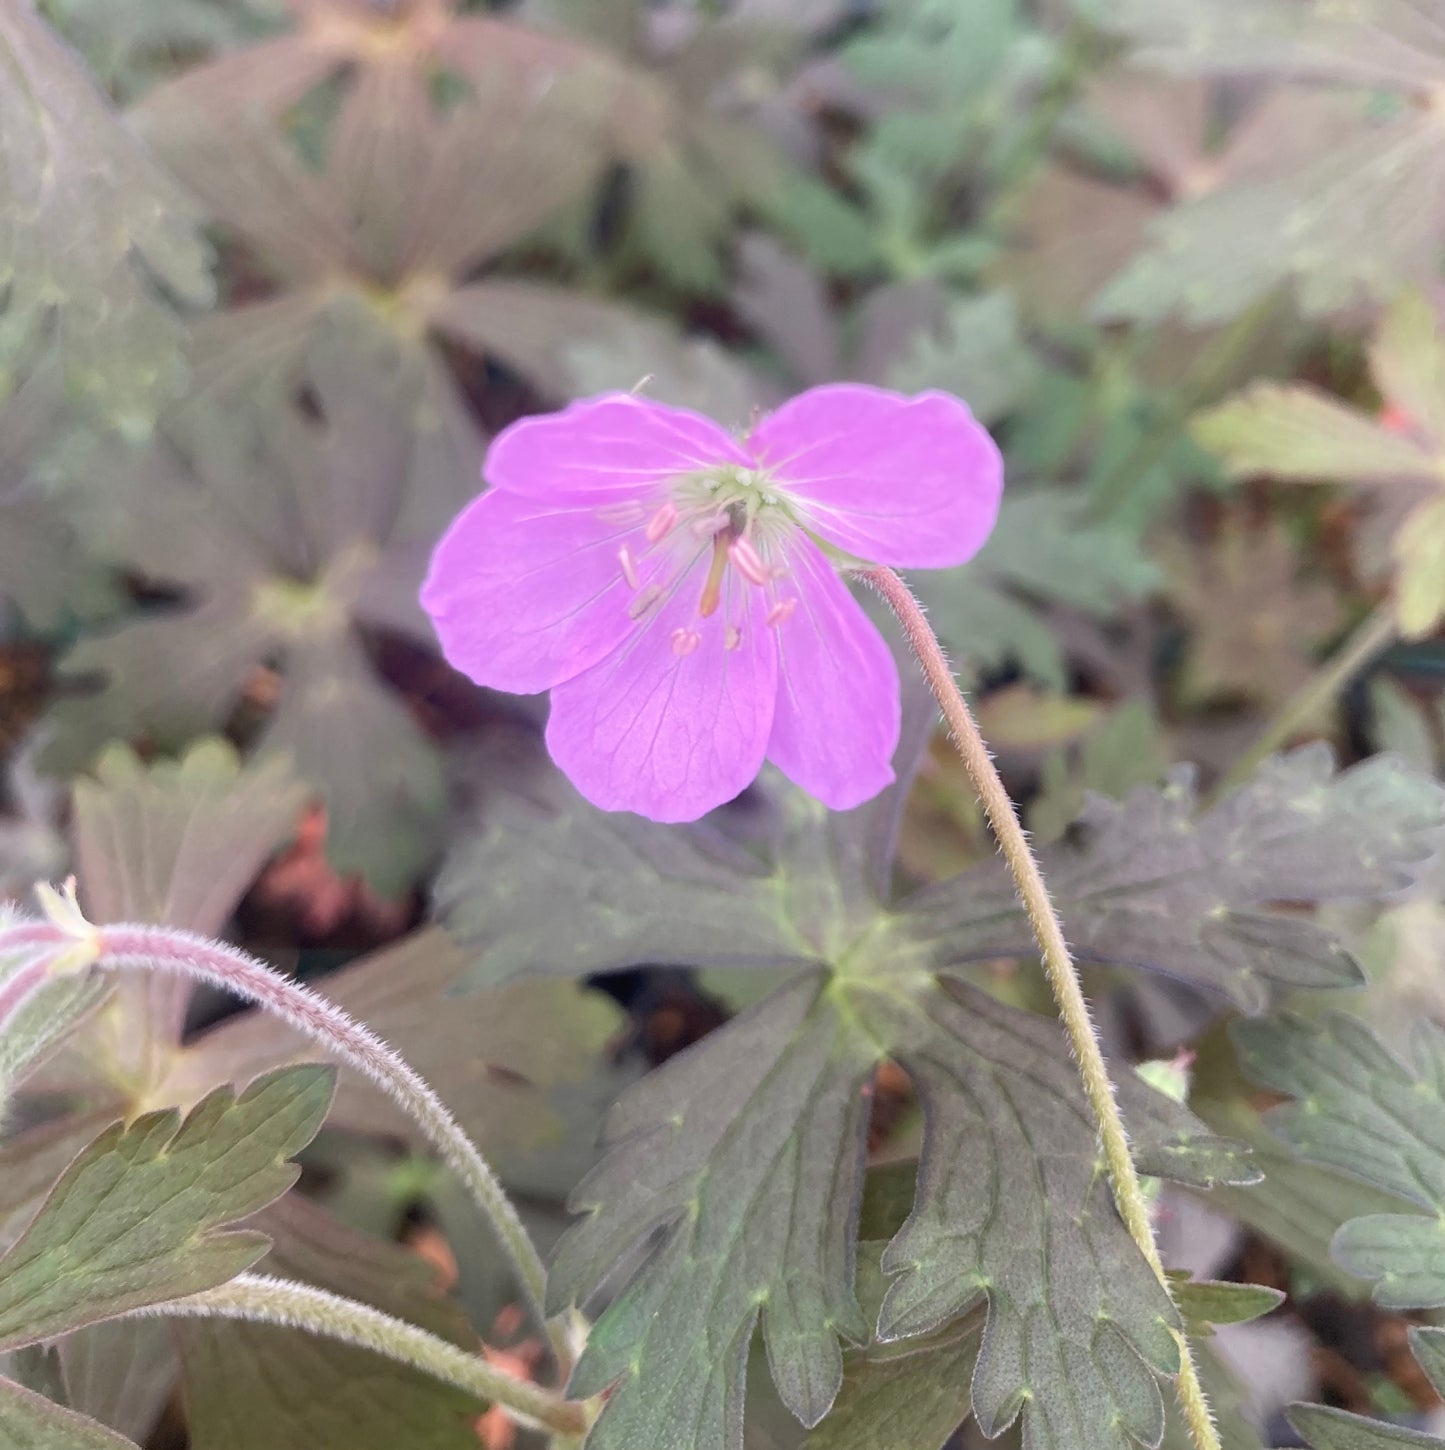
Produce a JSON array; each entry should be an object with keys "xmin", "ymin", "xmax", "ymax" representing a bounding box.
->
[{"xmin": 605, "ymin": 464, "xmax": 801, "ymax": 654}]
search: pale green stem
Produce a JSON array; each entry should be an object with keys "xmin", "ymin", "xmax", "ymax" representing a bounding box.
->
[
  {"xmin": 121, "ymin": 1273, "xmax": 589, "ymax": 1438},
  {"xmin": 862, "ymin": 566, "xmax": 1222, "ymax": 1450},
  {"xmin": 1219, "ymin": 600, "xmax": 1398, "ymax": 794},
  {"xmin": 85, "ymin": 921, "xmax": 566, "ymax": 1367}
]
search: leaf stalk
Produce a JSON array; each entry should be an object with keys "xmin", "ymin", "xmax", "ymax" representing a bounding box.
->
[
  {"xmin": 40, "ymin": 913, "xmax": 566, "ymax": 1369},
  {"xmin": 121, "ymin": 1273, "xmax": 589, "ymax": 1437}
]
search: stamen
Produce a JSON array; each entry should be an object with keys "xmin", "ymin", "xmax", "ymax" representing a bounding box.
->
[
  {"xmin": 725, "ymin": 625, "xmax": 742, "ymax": 650},
  {"xmin": 671, "ymin": 628, "xmax": 701, "ymax": 657},
  {"xmin": 698, "ymin": 534, "xmax": 729, "ymax": 618},
  {"xmin": 765, "ymin": 597, "xmax": 798, "ymax": 628},
  {"xmin": 645, "ymin": 502, "xmax": 679, "ymax": 543},
  {"xmin": 730, "ymin": 536, "xmax": 771, "ymax": 586},
  {"xmin": 629, "ymin": 583, "xmax": 664, "ymax": 619},
  {"xmin": 618, "ymin": 545, "xmax": 639, "ymax": 590}
]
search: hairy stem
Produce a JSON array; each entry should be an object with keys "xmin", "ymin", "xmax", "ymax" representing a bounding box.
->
[
  {"xmin": 91, "ymin": 923, "xmax": 562, "ymax": 1364},
  {"xmin": 1220, "ymin": 600, "xmax": 1398, "ymax": 794},
  {"xmin": 862, "ymin": 566, "xmax": 1222, "ymax": 1450},
  {"xmin": 122, "ymin": 1273, "xmax": 589, "ymax": 1437}
]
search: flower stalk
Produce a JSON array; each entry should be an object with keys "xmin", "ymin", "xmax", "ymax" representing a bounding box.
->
[
  {"xmin": 862, "ymin": 565, "xmax": 1222, "ymax": 1450},
  {"xmin": 23, "ymin": 896, "xmax": 563, "ymax": 1367},
  {"xmin": 121, "ymin": 1273, "xmax": 590, "ymax": 1437}
]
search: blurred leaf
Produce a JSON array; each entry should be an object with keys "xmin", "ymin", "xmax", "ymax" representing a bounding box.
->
[
  {"xmin": 37, "ymin": 0, "xmax": 281, "ymax": 102},
  {"xmin": 0, "ymin": 1066, "xmax": 332, "ymax": 1350},
  {"xmin": 171, "ymin": 926, "xmax": 626, "ymax": 1158},
  {"xmin": 73, "ymin": 740, "xmax": 304, "ymax": 936},
  {"xmin": 55, "ymin": 1319, "xmax": 176, "ymax": 1446},
  {"xmin": 1089, "ymin": 2, "xmax": 1445, "ymax": 321},
  {"xmin": 41, "ymin": 325, "xmax": 446, "ymax": 894},
  {"xmin": 1194, "ymin": 291, "xmax": 1445, "ymax": 636},
  {"xmin": 0, "ymin": 0, "xmax": 213, "ymax": 429},
  {"xmin": 541, "ymin": 0, "xmax": 871, "ymax": 286},
  {"xmin": 35, "ymin": 739, "xmax": 306, "ymax": 1105},
  {"xmin": 1193, "ymin": 387, "xmax": 1432, "ymax": 483},
  {"xmin": 177, "ymin": 1316, "xmax": 482, "ymax": 1450},
  {"xmin": 881, "ymin": 290, "xmax": 1039, "ymax": 425},
  {"xmin": 1165, "ymin": 518, "xmax": 1344, "ymax": 708},
  {"xmin": 0, "ymin": 355, "xmax": 118, "ymax": 633},
  {"xmin": 1030, "ymin": 700, "xmax": 1169, "ymax": 845},
  {"xmin": 174, "ymin": 1181, "xmax": 483, "ymax": 1450},
  {"xmin": 0, "ymin": 1376, "xmax": 141, "ymax": 1449},
  {"xmin": 554, "ymin": 968, "xmax": 1245, "ymax": 1450},
  {"xmin": 843, "ymin": 0, "xmax": 1056, "ymax": 196},
  {"xmin": 912, "ymin": 487, "xmax": 1160, "ymax": 687}
]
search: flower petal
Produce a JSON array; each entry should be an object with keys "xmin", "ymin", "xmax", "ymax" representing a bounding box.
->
[
  {"xmin": 486, "ymin": 392, "xmax": 751, "ymax": 502},
  {"xmin": 546, "ymin": 572, "xmax": 778, "ymax": 822},
  {"xmin": 748, "ymin": 384, "xmax": 1003, "ymax": 568},
  {"xmin": 767, "ymin": 537, "xmax": 900, "ymax": 809},
  {"xmin": 421, "ymin": 489, "xmax": 643, "ymax": 693}
]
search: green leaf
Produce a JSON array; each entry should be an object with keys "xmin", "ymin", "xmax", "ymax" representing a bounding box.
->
[
  {"xmin": 0, "ymin": 1066, "xmax": 333, "ymax": 1350},
  {"xmin": 0, "ymin": 0, "xmax": 213, "ymax": 429},
  {"xmin": 550, "ymin": 969, "xmax": 1249, "ymax": 1450},
  {"xmin": 1237, "ymin": 1008, "xmax": 1445, "ymax": 1322},
  {"xmin": 800, "ymin": 1258, "xmax": 982, "ymax": 1450},
  {"xmin": 1170, "ymin": 1278, "xmax": 1284, "ymax": 1333},
  {"xmin": 1235, "ymin": 1013, "xmax": 1445, "ymax": 1230},
  {"xmin": 0, "ymin": 1376, "xmax": 141, "ymax": 1449},
  {"xmin": 1193, "ymin": 386, "xmax": 1435, "ymax": 483},
  {"xmin": 439, "ymin": 736, "xmax": 819, "ymax": 989}
]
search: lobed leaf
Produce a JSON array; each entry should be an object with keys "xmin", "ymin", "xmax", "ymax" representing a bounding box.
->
[
  {"xmin": 905, "ymin": 747, "xmax": 1445, "ymax": 1010},
  {"xmin": 0, "ymin": 0, "xmax": 213, "ymax": 429},
  {"xmin": 0, "ymin": 1066, "xmax": 333, "ymax": 1350},
  {"xmin": 549, "ymin": 967, "xmax": 1251, "ymax": 1450}
]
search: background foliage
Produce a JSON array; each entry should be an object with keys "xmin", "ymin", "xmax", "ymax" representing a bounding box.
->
[{"xmin": 6, "ymin": 0, "xmax": 1445, "ymax": 1447}]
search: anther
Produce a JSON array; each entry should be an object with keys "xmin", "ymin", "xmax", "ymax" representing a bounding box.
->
[
  {"xmin": 645, "ymin": 502, "xmax": 679, "ymax": 543},
  {"xmin": 729, "ymin": 536, "xmax": 771, "ymax": 587},
  {"xmin": 629, "ymin": 584, "xmax": 664, "ymax": 619},
  {"xmin": 690, "ymin": 512, "xmax": 729, "ymax": 538},
  {"xmin": 618, "ymin": 545, "xmax": 639, "ymax": 590},
  {"xmin": 765, "ymin": 597, "xmax": 798, "ymax": 628},
  {"xmin": 725, "ymin": 626, "xmax": 742, "ymax": 650},
  {"xmin": 671, "ymin": 628, "xmax": 701, "ymax": 657}
]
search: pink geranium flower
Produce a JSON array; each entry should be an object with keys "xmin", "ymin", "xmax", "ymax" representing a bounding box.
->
[{"xmin": 422, "ymin": 384, "xmax": 1002, "ymax": 822}]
